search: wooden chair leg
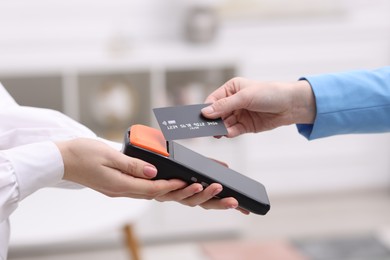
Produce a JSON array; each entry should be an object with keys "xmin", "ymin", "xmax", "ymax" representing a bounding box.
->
[{"xmin": 123, "ymin": 224, "xmax": 141, "ymax": 260}]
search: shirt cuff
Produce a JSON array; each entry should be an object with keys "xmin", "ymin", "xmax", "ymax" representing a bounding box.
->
[
  {"xmin": 296, "ymin": 124, "xmax": 314, "ymax": 139},
  {"xmin": 297, "ymin": 67, "xmax": 390, "ymax": 140},
  {"xmin": 3, "ymin": 142, "xmax": 64, "ymax": 200}
]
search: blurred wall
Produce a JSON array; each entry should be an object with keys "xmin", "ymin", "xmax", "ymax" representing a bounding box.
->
[{"xmin": 1, "ymin": 0, "xmax": 389, "ymax": 195}]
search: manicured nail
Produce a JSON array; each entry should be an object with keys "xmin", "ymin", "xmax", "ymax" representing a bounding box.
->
[
  {"xmin": 143, "ymin": 165, "xmax": 157, "ymax": 178},
  {"xmin": 201, "ymin": 106, "xmax": 214, "ymax": 115}
]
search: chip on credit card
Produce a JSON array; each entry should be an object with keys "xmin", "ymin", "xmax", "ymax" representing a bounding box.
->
[{"xmin": 153, "ymin": 104, "xmax": 228, "ymax": 140}]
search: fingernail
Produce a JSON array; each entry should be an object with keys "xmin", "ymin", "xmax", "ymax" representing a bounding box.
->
[
  {"xmin": 212, "ymin": 187, "xmax": 223, "ymax": 196},
  {"xmin": 201, "ymin": 106, "xmax": 214, "ymax": 115},
  {"xmin": 143, "ymin": 165, "xmax": 157, "ymax": 178},
  {"xmin": 228, "ymin": 203, "xmax": 238, "ymax": 209},
  {"xmin": 195, "ymin": 185, "xmax": 204, "ymax": 193}
]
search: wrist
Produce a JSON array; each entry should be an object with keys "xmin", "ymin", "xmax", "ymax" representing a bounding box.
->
[
  {"xmin": 291, "ymin": 80, "xmax": 316, "ymax": 124},
  {"xmin": 55, "ymin": 141, "xmax": 73, "ymax": 182}
]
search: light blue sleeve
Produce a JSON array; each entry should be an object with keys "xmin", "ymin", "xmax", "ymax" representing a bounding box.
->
[{"xmin": 297, "ymin": 67, "xmax": 390, "ymax": 140}]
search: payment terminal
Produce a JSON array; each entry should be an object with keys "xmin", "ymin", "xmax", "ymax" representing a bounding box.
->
[{"xmin": 123, "ymin": 124, "xmax": 270, "ymax": 215}]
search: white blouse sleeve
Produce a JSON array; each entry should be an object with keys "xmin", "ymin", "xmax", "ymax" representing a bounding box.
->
[
  {"xmin": 0, "ymin": 83, "xmax": 99, "ymax": 222},
  {"xmin": 0, "ymin": 141, "xmax": 63, "ymax": 223}
]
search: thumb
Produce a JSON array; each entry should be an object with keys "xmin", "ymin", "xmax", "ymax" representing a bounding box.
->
[{"xmin": 202, "ymin": 94, "xmax": 244, "ymax": 119}]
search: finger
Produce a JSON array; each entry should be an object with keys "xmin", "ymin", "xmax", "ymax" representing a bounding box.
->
[
  {"xmin": 102, "ymin": 171, "xmax": 187, "ymax": 199},
  {"xmin": 200, "ymin": 197, "xmax": 239, "ymax": 210},
  {"xmin": 204, "ymin": 77, "xmax": 245, "ymax": 103},
  {"xmin": 155, "ymin": 183, "xmax": 204, "ymax": 202},
  {"xmin": 223, "ymin": 113, "xmax": 238, "ymax": 128},
  {"xmin": 127, "ymin": 178, "xmax": 188, "ymax": 199},
  {"xmin": 200, "ymin": 196, "xmax": 250, "ymax": 215},
  {"xmin": 180, "ymin": 183, "xmax": 223, "ymax": 207},
  {"xmin": 107, "ymin": 152, "xmax": 158, "ymax": 179},
  {"xmin": 227, "ymin": 124, "xmax": 248, "ymax": 138},
  {"xmin": 223, "ymin": 114, "xmax": 249, "ymax": 137},
  {"xmin": 204, "ymin": 86, "xmax": 229, "ymax": 104},
  {"xmin": 202, "ymin": 93, "xmax": 246, "ymax": 120},
  {"xmin": 236, "ymin": 207, "xmax": 251, "ymax": 215}
]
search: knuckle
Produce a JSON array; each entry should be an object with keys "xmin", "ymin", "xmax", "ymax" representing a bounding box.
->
[
  {"xmin": 126, "ymin": 160, "xmax": 138, "ymax": 175},
  {"xmin": 146, "ymin": 183, "xmax": 162, "ymax": 198},
  {"xmin": 214, "ymin": 97, "xmax": 229, "ymax": 109}
]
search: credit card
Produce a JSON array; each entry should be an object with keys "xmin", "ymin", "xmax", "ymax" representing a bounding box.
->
[{"xmin": 153, "ymin": 104, "xmax": 228, "ymax": 140}]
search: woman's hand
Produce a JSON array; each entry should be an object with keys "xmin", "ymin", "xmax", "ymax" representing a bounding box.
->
[
  {"xmin": 56, "ymin": 138, "xmax": 245, "ymax": 213},
  {"xmin": 202, "ymin": 77, "xmax": 316, "ymax": 137}
]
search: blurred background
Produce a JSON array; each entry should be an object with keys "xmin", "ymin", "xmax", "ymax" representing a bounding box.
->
[{"xmin": 1, "ymin": 0, "xmax": 390, "ymax": 259}]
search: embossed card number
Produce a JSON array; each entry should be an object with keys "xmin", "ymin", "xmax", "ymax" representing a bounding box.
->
[{"xmin": 153, "ymin": 104, "xmax": 228, "ymax": 141}]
